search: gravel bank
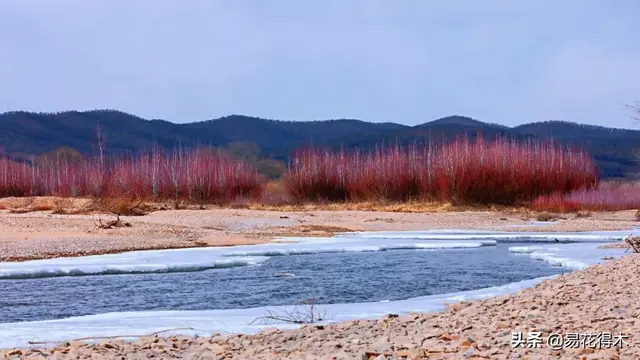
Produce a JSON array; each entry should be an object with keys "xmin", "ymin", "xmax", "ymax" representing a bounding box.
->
[
  {"xmin": 2, "ymin": 254, "xmax": 638, "ymax": 359},
  {"xmin": 1, "ymin": 208, "xmax": 637, "ymax": 262}
]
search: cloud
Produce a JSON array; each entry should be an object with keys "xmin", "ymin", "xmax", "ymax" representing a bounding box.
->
[{"xmin": 0, "ymin": 0, "xmax": 638, "ymax": 127}]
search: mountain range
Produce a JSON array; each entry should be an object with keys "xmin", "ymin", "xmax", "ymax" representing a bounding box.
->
[{"xmin": 0, "ymin": 109, "xmax": 638, "ymax": 179}]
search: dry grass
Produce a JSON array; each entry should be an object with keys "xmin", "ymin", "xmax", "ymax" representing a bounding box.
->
[
  {"xmin": 364, "ymin": 217, "xmax": 396, "ymax": 223},
  {"xmin": 0, "ymin": 195, "xmax": 536, "ymax": 216},
  {"xmin": 4, "ymin": 196, "xmax": 62, "ymax": 213},
  {"xmin": 0, "ymin": 194, "xmax": 221, "ymax": 215},
  {"xmin": 575, "ymin": 210, "xmax": 592, "ymax": 218},
  {"xmin": 260, "ymin": 180, "xmax": 292, "ymax": 205},
  {"xmin": 79, "ymin": 196, "xmax": 151, "ymax": 216},
  {"xmin": 294, "ymin": 224, "xmax": 357, "ymax": 233},
  {"xmin": 51, "ymin": 198, "xmax": 76, "ymax": 214},
  {"xmin": 0, "ymin": 195, "xmax": 153, "ymax": 216},
  {"xmin": 0, "ymin": 196, "xmax": 90, "ymax": 212},
  {"xmin": 254, "ymin": 224, "xmax": 362, "ymax": 238},
  {"xmin": 536, "ymin": 212, "xmax": 555, "ymax": 222},
  {"xmin": 245, "ymin": 200, "xmax": 529, "ymax": 214},
  {"xmin": 8, "ymin": 208, "xmax": 38, "ymax": 214},
  {"xmin": 535, "ymin": 212, "xmax": 567, "ymax": 222}
]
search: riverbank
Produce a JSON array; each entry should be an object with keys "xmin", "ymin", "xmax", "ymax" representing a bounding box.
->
[
  {"xmin": 1, "ymin": 200, "xmax": 638, "ymax": 358},
  {"xmin": 0, "ymin": 203, "xmax": 637, "ymax": 262},
  {"xmin": 1, "ymin": 251, "xmax": 637, "ymax": 359}
]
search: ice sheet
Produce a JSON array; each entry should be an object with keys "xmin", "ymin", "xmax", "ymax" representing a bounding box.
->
[
  {"xmin": 0, "ymin": 239, "xmax": 497, "ymax": 279},
  {"xmin": 336, "ymin": 229, "xmax": 636, "ymax": 242},
  {"xmin": 509, "ymin": 242, "xmax": 625, "ymax": 270}
]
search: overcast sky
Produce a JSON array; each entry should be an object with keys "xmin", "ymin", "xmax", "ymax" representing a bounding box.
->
[{"xmin": 1, "ymin": 1, "xmax": 639, "ymax": 127}]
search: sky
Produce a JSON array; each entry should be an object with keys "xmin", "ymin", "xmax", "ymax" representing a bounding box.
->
[{"xmin": 1, "ymin": 1, "xmax": 639, "ymax": 128}]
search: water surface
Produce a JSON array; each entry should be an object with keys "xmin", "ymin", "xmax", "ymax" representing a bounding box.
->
[{"xmin": 0, "ymin": 242, "xmax": 568, "ymax": 323}]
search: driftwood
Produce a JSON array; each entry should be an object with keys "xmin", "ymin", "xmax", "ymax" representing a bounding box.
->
[
  {"xmin": 95, "ymin": 215, "xmax": 132, "ymax": 229},
  {"xmin": 624, "ymin": 234, "xmax": 640, "ymax": 253},
  {"xmin": 249, "ymin": 298, "xmax": 328, "ymax": 325}
]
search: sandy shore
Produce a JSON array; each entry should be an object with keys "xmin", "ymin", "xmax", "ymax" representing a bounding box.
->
[
  {"xmin": 2, "ymin": 253, "xmax": 638, "ymax": 359},
  {"xmin": 0, "ymin": 206, "xmax": 637, "ymax": 262}
]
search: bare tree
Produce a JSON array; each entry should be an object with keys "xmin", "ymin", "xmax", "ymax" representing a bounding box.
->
[
  {"xmin": 30, "ymin": 155, "xmax": 37, "ymax": 196},
  {"xmin": 249, "ymin": 298, "xmax": 328, "ymax": 325},
  {"xmin": 624, "ymin": 102, "xmax": 640, "ymax": 178},
  {"xmin": 151, "ymin": 144, "xmax": 161, "ymax": 198},
  {"xmin": 95, "ymin": 122, "xmax": 107, "ymax": 170},
  {"xmin": 627, "ymin": 101, "xmax": 640, "ymax": 122},
  {"xmin": 168, "ymin": 146, "xmax": 184, "ymax": 207},
  {"xmin": 93, "ymin": 122, "xmax": 108, "ymax": 196}
]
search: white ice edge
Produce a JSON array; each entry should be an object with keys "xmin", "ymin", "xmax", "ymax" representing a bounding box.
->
[
  {"xmin": 0, "ymin": 229, "xmax": 634, "ymax": 348},
  {"xmin": 335, "ymin": 231, "xmax": 631, "ymax": 242},
  {"xmin": 0, "ymin": 239, "xmax": 499, "ymax": 279},
  {"xmin": 1, "ymin": 227, "xmax": 635, "ymax": 279},
  {"xmin": 0, "ymin": 275, "xmax": 558, "ymax": 348},
  {"xmin": 508, "ymin": 242, "xmax": 623, "ymax": 270}
]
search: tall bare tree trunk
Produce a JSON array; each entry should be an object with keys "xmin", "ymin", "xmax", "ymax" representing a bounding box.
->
[
  {"xmin": 628, "ymin": 102, "xmax": 640, "ymax": 177},
  {"xmin": 95, "ymin": 122, "xmax": 107, "ymax": 196}
]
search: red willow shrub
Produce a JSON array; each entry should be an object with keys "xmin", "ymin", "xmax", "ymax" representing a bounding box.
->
[
  {"xmin": 0, "ymin": 158, "xmax": 36, "ymax": 197},
  {"xmin": 285, "ymin": 136, "xmax": 599, "ymax": 205},
  {"xmin": 436, "ymin": 137, "xmax": 598, "ymax": 204},
  {"xmin": 532, "ymin": 185, "xmax": 640, "ymax": 212},
  {"xmin": 0, "ymin": 148, "xmax": 263, "ymax": 204},
  {"xmin": 106, "ymin": 148, "xmax": 263, "ymax": 203}
]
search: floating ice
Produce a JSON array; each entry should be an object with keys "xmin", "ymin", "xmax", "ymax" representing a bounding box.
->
[
  {"xmin": 0, "ymin": 256, "xmax": 269, "ymax": 280},
  {"xmin": 223, "ymin": 240, "xmax": 497, "ymax": 257},
  {"xmin": 509, "ymin": 242, "xmax": 624, "ymax": 270},
  {"xmin": 509, "ymin": 246, "xmax": 556, "ymax": 253}
]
